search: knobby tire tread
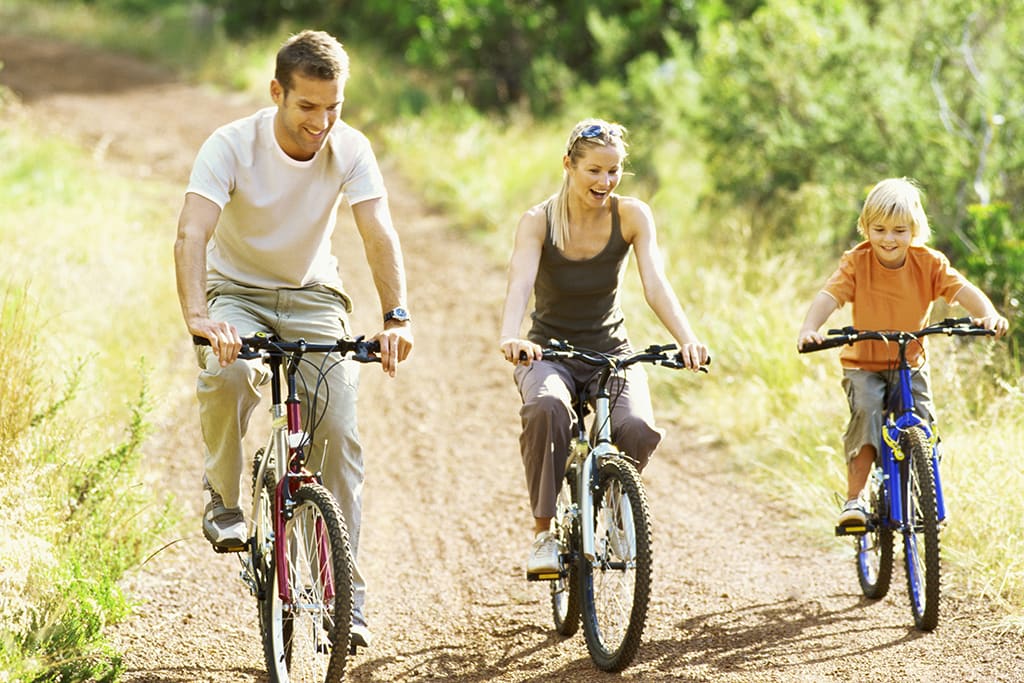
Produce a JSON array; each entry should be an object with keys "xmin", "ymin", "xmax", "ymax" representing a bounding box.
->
[
  {"xmin": 552, "ymin": 473, "xmax": 581, "ymax": 636},
  {"xmin": 857, "ymin": 465, "xmax": 893, "ymax": 600},
  {"xmin": 260, "ymin": 482, "xmax": 353, "ymax": 682},
  {"xmin": 901, "ymin": 428, "xmax": 941, "ymax": 631},
  {"xmin": 579, "ymin": 458, "xmax": 652, "ymax": 672}
]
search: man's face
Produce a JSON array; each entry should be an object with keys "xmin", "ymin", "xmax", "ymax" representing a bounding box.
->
[{"xmin": 271, "ymin": 71, "xmax": 344, "ymax": 161}]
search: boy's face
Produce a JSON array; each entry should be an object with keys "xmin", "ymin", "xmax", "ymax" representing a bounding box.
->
[{"xmin": 867, "ymin": 216, "xmax": 913, "ymax": 269}]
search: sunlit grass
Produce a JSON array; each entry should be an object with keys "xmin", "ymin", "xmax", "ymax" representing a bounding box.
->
[{"xmin": 1, "ymin": 96, "xmax": 178, "ymax": 678}]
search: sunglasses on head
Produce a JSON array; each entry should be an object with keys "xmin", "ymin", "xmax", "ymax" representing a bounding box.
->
[{"xmin": 568, "ymin": 123, "xmax": 621, "ymax": 152}]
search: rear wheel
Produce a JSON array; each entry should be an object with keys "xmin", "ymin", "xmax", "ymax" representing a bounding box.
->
[
  {"xmin": 856, "ymin": 465, "xmax": 893, "ymax": 599},
  {"xmin": 901, "ymin": 428, "xmax": 940, "ymax": 631},
  {"xmin": 579, "ymin": 458, "xmax": 652, "ymax": 672},
  {"xmin": 551, "ymin": 473, "xmax": 580, "ymax": 636},
  {"xmin": 260, "ymin": 482, "xmax": 353, "ymax": 682}
]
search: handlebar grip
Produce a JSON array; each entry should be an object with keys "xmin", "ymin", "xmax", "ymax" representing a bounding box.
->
[{"xmin": 798, "ymin": 336, "xmax": 853, "ymax": 353}]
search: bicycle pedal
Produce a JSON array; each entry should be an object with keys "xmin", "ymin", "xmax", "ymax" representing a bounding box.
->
[
  {"xmin": 526, "ymin": 571, "xmax": 561, "ymax": 582},
  {"xmin": 210, "ymin": 539, "xmax": 248, "ymax": 554},
  {"xmin": 834, "ymin": 524, "xmax": 868, "ymax": 536}
]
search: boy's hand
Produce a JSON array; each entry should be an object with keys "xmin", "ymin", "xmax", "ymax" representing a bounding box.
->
[
  {"xmin": 974, "ymin": 314, "xmax": 1010, "ymax": 338},
  {"xmin": 797, "ymin": 329, "xmax": 824, "ymax": 351}
]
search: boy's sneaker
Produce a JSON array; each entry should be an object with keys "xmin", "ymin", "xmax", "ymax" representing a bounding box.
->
[
  {"xmin": 202, "ymin": 477, "xmax": 247, "ymax": 552},
  {"xmin": 526, "ymin": 530, "xmax": 560, "ymax": 579},
  {"xmin": 837, "ymin": 498, "xmax": 868, "ymax": 527}
]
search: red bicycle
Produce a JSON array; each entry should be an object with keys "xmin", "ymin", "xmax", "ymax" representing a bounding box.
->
[{"xmin": 196, "ymin": 332, "xmax": 379, "ymax": 682}]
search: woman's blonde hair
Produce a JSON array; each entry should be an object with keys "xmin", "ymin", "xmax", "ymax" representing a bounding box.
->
[
  {"xmin": 546, "ymin": 118, "xmax": 628, "ymax": 250},
  {"xmin": 857, "ymin": 177, "xmax": 932, "ymax": 246}
]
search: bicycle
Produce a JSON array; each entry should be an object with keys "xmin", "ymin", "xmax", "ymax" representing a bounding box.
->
[
  {"xmin": 799, "ymin": 317, "xmax": 994, "ymax": 631},
  {"xmin": 195, "ymin": 332, "xmax": 380, "ymax": 682},
  {"xmin": 526, "ymin": 340, "xmax": 708, "ymax": 671}
]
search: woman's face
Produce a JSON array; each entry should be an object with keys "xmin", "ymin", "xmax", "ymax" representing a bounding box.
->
[{"xmin": 564, "ymin": 144, "xmax": 624, "ymax": 207}]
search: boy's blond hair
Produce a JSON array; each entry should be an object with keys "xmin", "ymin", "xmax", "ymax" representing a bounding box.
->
[{"xmin": 857, "ymin": 177, "xmax": 932, "ymax": 246}]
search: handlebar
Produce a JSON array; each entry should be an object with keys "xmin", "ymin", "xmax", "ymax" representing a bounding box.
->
[
  {"xmin": 532, "ymin": 340, "xmax": 711, "ymax": 373},
  {"xmin": 193, "ymin": 333, "xmax": 382, "ymax": 363},
  {"xmin": 798, "ymin": 317, "xmax": 995, "ymax": 354}
]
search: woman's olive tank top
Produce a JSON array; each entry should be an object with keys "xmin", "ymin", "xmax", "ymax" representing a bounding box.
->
[{"xmin": 527, "ymin": 195, "xmax": 630, "ymax": 352}]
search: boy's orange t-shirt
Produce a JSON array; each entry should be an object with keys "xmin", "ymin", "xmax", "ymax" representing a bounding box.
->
[{"xmin": 822, "ymin": 242, "xmax": 968, "ymax": 371}]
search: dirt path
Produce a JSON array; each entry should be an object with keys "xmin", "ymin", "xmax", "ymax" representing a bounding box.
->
[{"xmin": 3, "ymin": 33, "xmax": 1023, "ymax": 683}]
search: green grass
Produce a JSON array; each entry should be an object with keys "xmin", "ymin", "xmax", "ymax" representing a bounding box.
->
[{"xmin": 0, "ymin": 94, "xmax": 178, "ymax": 680}]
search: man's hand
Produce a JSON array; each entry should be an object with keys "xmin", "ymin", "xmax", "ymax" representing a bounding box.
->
[
  {"xmin": 374, "ymin": 324, "xmax": 413, "ymax": 377},
  {"xmin": 191, "ymin": 317, "xmax": 242, "ymax": 367}
]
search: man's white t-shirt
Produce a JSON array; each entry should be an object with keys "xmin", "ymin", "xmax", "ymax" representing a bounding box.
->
[{"xmin": 186, "ymin": 107, "xmax": 386, "ymax": 297}]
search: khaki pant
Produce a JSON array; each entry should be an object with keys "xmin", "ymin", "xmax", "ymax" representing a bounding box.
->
[
  {"xmin": 841, "ymin": 366, "xmax": 936, "ymax": 463},
  {"xmin": 513, "ymin": 348, "xmax": 663, "ymax": 519},
  {"xmin": 195, "ymin": 281, "xmax": 368, "ymax": 618}
]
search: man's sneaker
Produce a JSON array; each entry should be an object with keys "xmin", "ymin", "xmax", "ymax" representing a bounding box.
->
[
  {"xmin": 202, "ymin": 477, "xmax": 247, "ymax": 552},
  {"xmin": 526, "ymin": 530, "xmax": 560, "ymax": 580},
  {"xmin": 837, "ymin": 498, "xmax": 868, "ymax": 527},
  {"xmin": 351, "ymin": 618, "xmax": 373, "ymax": 649}
]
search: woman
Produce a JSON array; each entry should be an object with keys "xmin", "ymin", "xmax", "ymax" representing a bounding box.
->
[{"xmin": 499, "ymin": 118, "xmax": 709, "ymax": 578}]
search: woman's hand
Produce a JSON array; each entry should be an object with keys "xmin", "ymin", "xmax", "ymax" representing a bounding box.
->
[
  {"xmin": 500, "ymin": 337, "xmax": 542, "ymax": 365},
  {"xmin": 676, "ymin": 342, "xmax": 710, "ymax": 371}
]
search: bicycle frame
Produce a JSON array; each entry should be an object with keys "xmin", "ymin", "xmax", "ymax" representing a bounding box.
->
[
  {"xmin": 799, "ymin": 317, "xmax": 992, "ymax": 534},
  {"xmin": 248, "ymin": 341, "xmax": 333, "ymax": 603},
  {"xmin": 549, "ymin": 342, "xmax": 701, "ymax": 561},
  {"xmin": 194, "ymin": 333, "xmax": 379, "ymax": 605},
  {"xmin": 878, "ymin": 357, "xmax": 945, "ymax": 530},
  {"xmin": 568, "ymin": 366, "xmax": 620, "ymax": 563}
]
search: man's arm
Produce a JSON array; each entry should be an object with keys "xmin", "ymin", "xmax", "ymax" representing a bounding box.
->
[
  {"xmin": 174, "ymin": 192, "xmax": 241, "ymax": 366},
  {"xmin": 351, "ymin": 197, "xmax": 413, "ymax": 376}
]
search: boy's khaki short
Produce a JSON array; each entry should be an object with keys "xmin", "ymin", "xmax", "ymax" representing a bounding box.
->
[{"xmin": 841, "ymin": 366, "xmax": 936, "ymax": 463}]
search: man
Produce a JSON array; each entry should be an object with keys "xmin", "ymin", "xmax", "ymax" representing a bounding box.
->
[{"xmin": 173, "ymin": 29, "xmax": 413, "ymax": 648}]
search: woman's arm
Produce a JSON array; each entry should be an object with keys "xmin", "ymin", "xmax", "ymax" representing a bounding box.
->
[
  {"xmin": 622, "ymin": 198, "xmax": 709, "ymax": 369},
  {"xmin": 499, "ymin": 206, "xmax": 547, "ymax": 365}
]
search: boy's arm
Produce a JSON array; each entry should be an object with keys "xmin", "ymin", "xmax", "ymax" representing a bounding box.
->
[
  {"xmin": 797, "ymin": 292, "xmax": 840, "ymax": 349},
  {"xmin": 953, "ymin": 284, "xmax": 1010, "ymax": 337}
]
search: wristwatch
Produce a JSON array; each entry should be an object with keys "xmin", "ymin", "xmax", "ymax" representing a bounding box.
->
[{"xmin": 383, "ymin": 307, "xmax": 411, "ymax": 324}]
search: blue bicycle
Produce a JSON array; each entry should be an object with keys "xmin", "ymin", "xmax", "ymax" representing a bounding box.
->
[{"xmin": 799, "ymin": 317, "xmax": 993, "ymax": 631}]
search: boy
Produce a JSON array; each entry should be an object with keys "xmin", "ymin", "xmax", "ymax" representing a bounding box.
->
[{"xmin": 796, "ymin": 177, "xmax": 1007, "ymax": 526}]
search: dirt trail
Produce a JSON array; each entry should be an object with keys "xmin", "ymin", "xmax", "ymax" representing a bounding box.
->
[{"xmin": 3, "ymin": 33, "xmax": 1023, "ymax": 683}]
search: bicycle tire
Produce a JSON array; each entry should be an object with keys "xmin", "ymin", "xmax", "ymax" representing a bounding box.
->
[
  {"xmin": 900, "ymin": 428, "xmax": 941, "ymax": 631},
  {"xmin": 856, "ymin": 465, "xmax": 893, "ymax": 599},
  {"xmin": 260, "ymin": 482, "xmax": 353, "ymax": 682},
  {"xmin": 251, "ymin": 448, "xmax": 276, "ymax": 603},
  {"xmin": 579, "ymin": 458, "xmax": 652, "ymax": 671},
  {"xmin": 551, "ymin": 474, "xmax": 580, "ymax": 636}
]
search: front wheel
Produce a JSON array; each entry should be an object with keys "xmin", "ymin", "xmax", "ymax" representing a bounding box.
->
[
  {"xmin": 260, "ymin": 482, "xmax": 353, "ymax": 682},
  {"xmin": 900, "ymin": 428, "xmax": 941, "ymax": 631},
  {"xmin": 579, "ymin": 458, "xmax": 652, "ymax": 672},
  {"xmin": 551, "ymin": 473, "xmax": 580, "ymax": 636},
  {"xmin": 856, "ymin": 465, "xmax": 893, "ymax": 599}
]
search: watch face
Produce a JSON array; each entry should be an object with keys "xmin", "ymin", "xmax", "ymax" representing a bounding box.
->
[{"xmin": 385, "ymin": 307, "xmax": 410, "ymax": 322}]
